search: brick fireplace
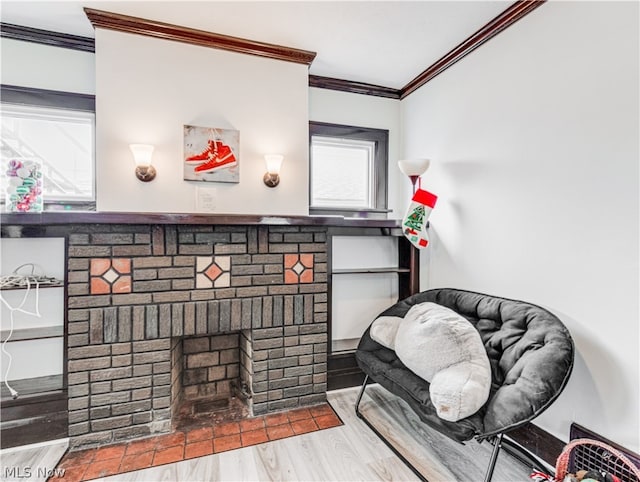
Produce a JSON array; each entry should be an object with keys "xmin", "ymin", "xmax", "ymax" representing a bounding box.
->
[{"xmin": 63, "ymin": 223, "xmax": 328, "ymax": 449}]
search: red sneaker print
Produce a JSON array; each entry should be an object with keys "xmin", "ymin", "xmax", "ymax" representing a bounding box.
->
[
  {"xmin": 194, "ymin": 143, "xmax": 237, "ymax": 174},
  {"xmin": 186, "ymin": 140, "xmax": 217, "ymax": 164}
]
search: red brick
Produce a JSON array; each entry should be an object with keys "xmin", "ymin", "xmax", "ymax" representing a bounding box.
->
[
  {"xmin": 264, "ymin": 412, "xmax": 289, "ymax": 427},
  {"xmin": 112, "ymin": 258, "xmax": 131, "ymax": 274},
  {"xmin": 309, "ymin": 404, "xmax": 334, "ymax": 418},
  {"xmin": 241, "ymin": 428, "xmax": 269, "ymax": 447},
  {"xmin": 154, "ymin": 432, "xmax": 186, "ymax": 449},
  {"xmin": 315, "ymin": 413, "xmax": 342, "ymax": 429},
  {"xmin": 186, "ymin": 426, "xmax": 213, "ymax": 443},
  {"xmin": 90, "ymin": 277, "xmax": 110, "ymax": 294},
  {"xmin": 287, "ymin": 408, "xmax": 312, "ymax": 422},
  {"xmin": 213, "ymin": 434, "xmax": 242, "ymax": 453},
  {"xmin": 93, "ymin": 444, "xmax": 126, "ymax": 461},
  {"xmin": 267, "ymin": 424, "xmax": 294, "ymax": 441},
  {"xmin": 112, "ymin": 275, "xmax": 132, "ymax": 293},
  {"xmin": 152, "ymin": 445, "xmax": 184, "ymax": 466},
  {"xmin": 300, "ymin": 254, "xmax": 314, "ymax": 268},
  {"xmin": 239, "ymin": 417, "xmax": 265, "ymax": 432},
  {"xmin": 284, "ymin": 254, "xmax": 298, "ymax": 269},
  {"xmin": 90, "ymin": 259, "xmax": 110, "ymax": 276},
  {"xmin": 284, "ymin": 269, "xmax": 298, "ymax": 284},
  {"xmin": 120, "ymin": 451, "xmax": 153, "ymax": 473},
  {"xmin": 213, "ymin": 421, "xmax": 240, "ymax": 438},
  {"xmin": 125, "ymin": 438, "xmax": 157, "ymax": 455},
  {"xmin": 291, "ymin": 418, "xmax": 318, "ymax": 435},
  {"xmin": 299, "ymin": 269, "xmax": 314, "ymax": 283},
  {"xmin": 184, "ymin": 440, "xmax": 214, "ymax": 459}
]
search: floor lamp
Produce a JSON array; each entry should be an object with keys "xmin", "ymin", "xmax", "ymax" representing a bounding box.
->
[{"xmin": 398, "ymin": 159, "xmax": 431, "ymax": 193}]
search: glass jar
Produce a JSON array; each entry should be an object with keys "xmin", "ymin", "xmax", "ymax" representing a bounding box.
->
[{"xmin": 4, "ymin": 159, "xmax": 44, "ymax": 213}]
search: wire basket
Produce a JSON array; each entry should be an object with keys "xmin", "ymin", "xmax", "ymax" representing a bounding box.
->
[{"xmin": 555, "ymin": 438, "xmax": 640, "ymax": 482}]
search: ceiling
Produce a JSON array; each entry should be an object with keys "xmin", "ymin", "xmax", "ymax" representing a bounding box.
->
[{"xmin": 0, "ymin": 1, "xmax": 509, "ymax": 89}]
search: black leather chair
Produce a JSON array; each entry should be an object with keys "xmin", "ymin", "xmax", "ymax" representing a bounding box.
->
[{"xmin": 355, "ymin": 288, "xmax": 574, "ymax": 481}]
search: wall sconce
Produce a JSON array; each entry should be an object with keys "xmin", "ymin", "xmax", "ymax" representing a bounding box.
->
[
  {"xmin": 263, "ymin": 154, "xmax": 284, "ymax": 188},
  {"xmin": 130, "ymin": 144, "xmax": 156, "ymax": 182},
  {"xmin": 398, "ymin": 158, "xmax": 431, "ymax": 193}
]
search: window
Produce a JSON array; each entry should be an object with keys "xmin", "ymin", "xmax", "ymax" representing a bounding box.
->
[
  {"xmin": 1, "ymin": 85, "xmax": 95, "ymax": 208},
  {"xmin": 309, "ymin": 122, "xmax": 388, "ymax": 218}
]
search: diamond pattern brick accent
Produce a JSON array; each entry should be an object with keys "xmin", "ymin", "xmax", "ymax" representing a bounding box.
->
[
  {"xmin": 90, "ymin": 259, "xmax": 132, "ymax": 294},
  {"xmin": 196, "ymin": 256, "xmax": 230, "ymax": 289},
  {"xmin": 284, "ymin": 254, "xmax": 314, "ymax": 284}
]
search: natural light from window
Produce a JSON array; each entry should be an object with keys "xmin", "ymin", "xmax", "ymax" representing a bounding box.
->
[
  {"xmin": 1, "ymin": 103, "xmax": 94, "ymax": 202},
  {"xmin": 310, "ymin": 136, "xmax": 375, "ymax": 209}
]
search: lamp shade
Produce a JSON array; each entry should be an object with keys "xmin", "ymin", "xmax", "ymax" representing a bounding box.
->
[
  {"xmin": 398, "ymin": 158, "xmax": 431, "ymax": 177},
  {"xmin": 130, "ymin": 144, "xmax": 154, "ymax": 167},
  {"xmin": 264, "ymin": 154, "xmax": 284, "ymax": 174}
]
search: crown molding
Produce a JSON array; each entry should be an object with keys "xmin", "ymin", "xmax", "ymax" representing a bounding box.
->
[
  {"xmin": 309, "ymin": 75, "xmax": 401, "ymax": 99},
  {"xmin": 3, "ymin": 2, "xmax": 545, "ymax": 98},
  {"xmin": 0, "ymin": 22, "xmax": 94, "ymax": 52},
  {"xmin": 1, "ymin": 84, "xmax": 95, "ymax": 111},
  {"xmin": 400, "ymin": 0, "xmax": 546, "ymax": 99},
  {"xmin": 84, "ymin": 8, "xmax": 316, "ymax": 66}
]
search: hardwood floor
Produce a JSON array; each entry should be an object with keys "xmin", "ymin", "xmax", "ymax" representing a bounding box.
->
[
  {"xmin": 0, "ymin": 385, "xmax": 534, "ymax": 481},
  {"xmin": 0, "ymin": 438, "xmax": 68, "ymax": 482},
  {"xmin": 353, "ymin": 384, "xmax": 533, "ymax": 481}
]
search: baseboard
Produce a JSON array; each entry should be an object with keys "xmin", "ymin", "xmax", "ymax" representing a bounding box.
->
[
  {"xmin": 327, "ymin": 352, "xmax": 367, "ymax": 391},
  {"xmin": 1, "ymin": 409, "xmax": 68, "ymax": 449},
  {"xmin": 507, "ymin": 422, "xmax": 565, "ymax": 467}
]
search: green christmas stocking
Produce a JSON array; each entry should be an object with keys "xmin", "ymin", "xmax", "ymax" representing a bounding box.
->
[{"xmin": 402, "ymin": 188, "xmax": 438, "ymax": 249}]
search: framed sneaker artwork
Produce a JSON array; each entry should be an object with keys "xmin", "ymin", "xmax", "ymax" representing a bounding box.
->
[{"xmin": 183, "ymin": 125, "xmax": 239, "ymax": 183}]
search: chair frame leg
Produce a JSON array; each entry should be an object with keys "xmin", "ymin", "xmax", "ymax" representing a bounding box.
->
[
  {"xmin": 355, "ymin": 374, "xmax": 368, "ymax": 418},
  {"xmin": 483, "ymin": 433, "xmax": 504, "ymax": 482},
  {"xmin": 353, "ymin": 375, "xmax": 427, "ymax": 482}
]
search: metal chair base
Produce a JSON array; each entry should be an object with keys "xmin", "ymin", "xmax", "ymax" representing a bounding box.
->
[{"xmin": 355, "ymin": 376, "xmax": 530, "ymax": 482}]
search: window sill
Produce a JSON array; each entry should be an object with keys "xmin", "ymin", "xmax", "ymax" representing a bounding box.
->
[
  {"xmin": 1, "ymin": 201, "xmax": 96, "ymax": 213},
  {"xmin": 309, "ymin": 207, "xmax": 391, "ymax": 219}
]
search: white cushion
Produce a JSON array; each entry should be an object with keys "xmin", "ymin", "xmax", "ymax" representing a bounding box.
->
[
  {"xmin": 394, "ymin": 302, "xmax": 492, "ymax": 422},
  {"xmin": 369, "ymin": 315, "xmax": 402, "ymax": 349}
]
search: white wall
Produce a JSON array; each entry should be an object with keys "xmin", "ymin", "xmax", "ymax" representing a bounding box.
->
[
  {"xmin": 402, "ymin": 1, "xmax": 639, "ymax": 451},
  {"xmin": 0, "ymin": 38, "xmax": 95, "ymax": 94},
  {"xmin": 95, "ymin": 30, "xmax": 309, "ymax": 215},
  {"xmin": 309, "ymin": 87, "xmax": 408, "ymax": 219}
]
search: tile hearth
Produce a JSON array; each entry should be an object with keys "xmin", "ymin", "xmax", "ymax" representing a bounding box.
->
[{"xmin": 51, "ymin": 403, "xmax": 342, "ymax": 481}]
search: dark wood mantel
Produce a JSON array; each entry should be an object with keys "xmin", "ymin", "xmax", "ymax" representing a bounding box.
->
[{"xmin": 0, "ymin": 211, "xmax": 402, "ymax": 228}]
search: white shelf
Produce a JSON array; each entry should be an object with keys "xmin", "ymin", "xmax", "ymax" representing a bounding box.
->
[
  {"xmin": 1, "ymin": 326, "xmax": 64, "ymax": 343},
  {"xmin": 332, "ymin": 267, "xmax": 408, "ymax": 275}
]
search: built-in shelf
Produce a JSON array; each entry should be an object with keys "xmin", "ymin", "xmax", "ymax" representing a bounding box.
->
[
  {"xmin": 0, "ymin": 282, "xmax": 63, "ymax": 291},
  {"xmin": 0, "ymin": 374, "xmax": 65, "ymax": 402},
  {"xmin": 0, "ymin": 326, "xmax": 63, "ymax": 343},
  {"xmin": 327, "ymin": 229, "xmax": 419, "ymax": 390},
  {"xmin": 332, "ymin": 267, "xmax": 410, "ymax": 275}
]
